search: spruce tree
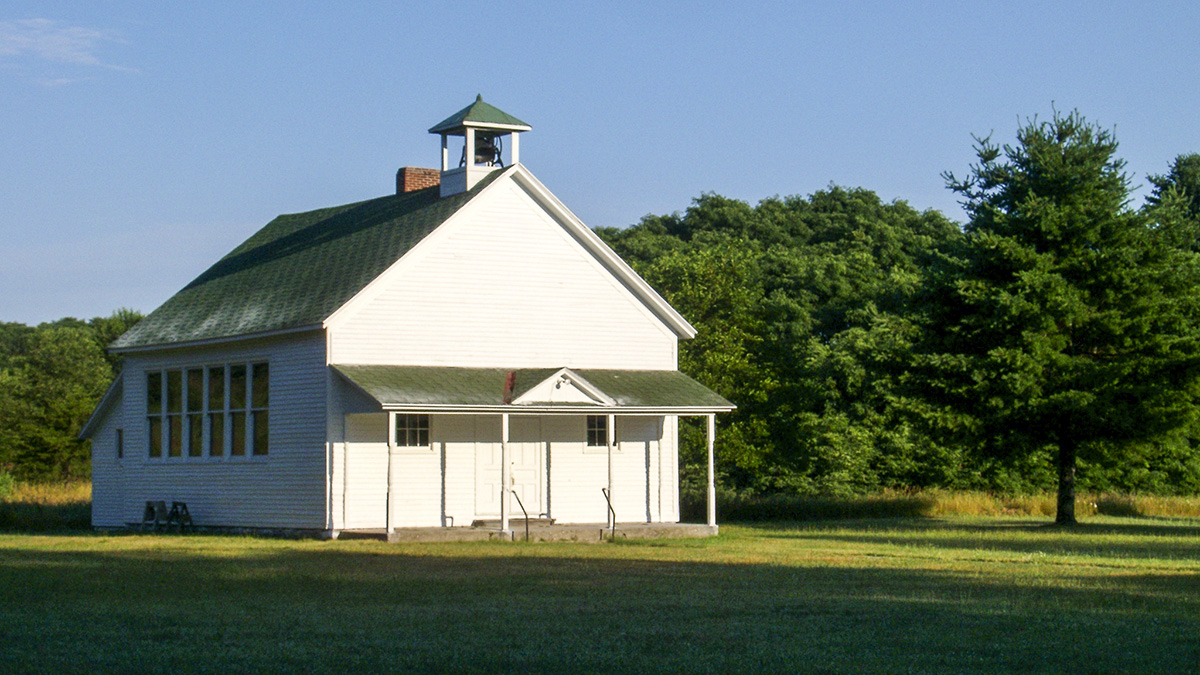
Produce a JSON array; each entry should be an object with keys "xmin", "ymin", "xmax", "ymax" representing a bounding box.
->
[{"xmin": 931, "ymin": 111, "xmax": 1200, "ymax": 523}]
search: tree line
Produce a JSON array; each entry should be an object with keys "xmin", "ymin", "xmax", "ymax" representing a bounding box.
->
[
  {"xmin": 598, "ymin": 111, "xmax": 1200, "ymax": 522},
  {"xmin": 0, "ymin": 310, "xmax": 142, "ymax": 481}
]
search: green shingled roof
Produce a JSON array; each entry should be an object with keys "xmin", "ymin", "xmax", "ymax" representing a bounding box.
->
[
  {"xmin": 112, "ymin": 171, "xmax": 504, "ymax": 350},
  {"xmin": 428, "ymin": 95, "xmax": 531, "ymax": 134},
  {"xmin": 334, "ymin": 365, "xmax": 735, "ymax": 410}
]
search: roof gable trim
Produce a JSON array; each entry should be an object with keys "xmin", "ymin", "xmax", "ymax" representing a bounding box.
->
[
  {"xmin": 507, "ymin": 166, "xmax": 698, "ymax": 339},
  {"xmin": 511, "ymin": 367, "xmax": 616, "ymax": 406}
]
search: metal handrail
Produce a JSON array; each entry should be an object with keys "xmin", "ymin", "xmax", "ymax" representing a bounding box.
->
[
  {"xmin": 511, "ymin": 489, "xmax": 530, "ymax": 542},
  {"xmin": 600, "ymin": 488, "xmax": 616, "ymax": 540}
]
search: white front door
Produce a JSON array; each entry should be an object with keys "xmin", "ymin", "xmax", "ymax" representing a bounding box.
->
[{"xmin": 475, "ymin": 416, "xmax": 545, "ymax": 518}]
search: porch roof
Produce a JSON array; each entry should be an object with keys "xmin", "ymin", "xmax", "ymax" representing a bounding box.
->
[{"xmin": 333, "ymin": 365, "xmax": 734, "ymax": 413}]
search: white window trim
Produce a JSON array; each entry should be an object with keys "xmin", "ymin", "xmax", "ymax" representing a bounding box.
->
[
  {"xmin": 389, "ymin": 412, "xmax": 433, "ymax": 453},
  {"xmin": 583, "ymin": 415, "xmax": 621, "ymax": 454},
  {"xmin": 146, "ymin": 361, "xmax": 270, "ymax": 462}
]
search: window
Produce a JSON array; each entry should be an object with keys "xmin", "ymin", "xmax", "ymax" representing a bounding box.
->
[
  {"xmin": 587, "ymin": 415, "xmax": 608, "ymax": 447},
  {"xmin": 146, "ymin": 362, "xmax": 268, "ymax": 459},
  {"xmin": 116, "ymin": 428, "xmax": 124, "ymax": 459},
  {"xmin": 394, "ymin": 414, "xmax": 429, "ymax": 447}
]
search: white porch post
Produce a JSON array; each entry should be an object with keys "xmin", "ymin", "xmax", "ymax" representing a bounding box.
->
[
  {"xmin": 706, "ymin": 413, "xmax": 717, "ymax": 529},
  {"xmin": 500, "ymin": 413, "xmax": 511, "ymax": 536},
  {"xmin": 607, "ymin": 413, "xmax": 615, "ymax": 528},
  {"xmin": 386, "ymin": 413, "xmax": 394, "ymax": 532}
]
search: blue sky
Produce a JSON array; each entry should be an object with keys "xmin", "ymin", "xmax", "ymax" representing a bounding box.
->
[{"xmin": 2, "ymin": 2, "xmax": 1198, "ymax": 325}]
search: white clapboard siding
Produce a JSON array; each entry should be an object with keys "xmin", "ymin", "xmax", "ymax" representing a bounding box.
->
[
  {"xmin": 540, "ymin": 416, "xmax": 662, "ymax": 524},
  {"xmin": 89, "ymin": 407, "xmax": 124, "ymax": 527},
  {"xmin": 116, "ymin": 333, "xmax": 327, "ymax": 529},
  {"xmin": 443, "ymin": 415, "xmax": 485, "ymax": 527},
  {"xmin": 390, "ymin": 450, "xmax": 442, "ymax": 527},
  {"xmin": 343, "ymin": 414, "xmax": 388, "ymax": 528},
  {"xmin": 328, "ymin": 179, "xmax": 677, "ymax": 369}
]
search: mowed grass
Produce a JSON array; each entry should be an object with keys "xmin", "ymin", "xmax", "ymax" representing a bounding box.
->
[{"xmin": 1, "ymin": 518, "xmax": 1198, "ymax": 674}]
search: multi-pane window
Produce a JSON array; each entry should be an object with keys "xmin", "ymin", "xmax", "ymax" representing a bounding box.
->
[
  {"xmin": 587, "ymin": 415, "xmax": 608, "ymax": 447},
  {"xmin": 146, "ymin": 362, "xmax": 268, "ymax": 459},
  {"xmin": 394, "ymin": 414, "xmax": 429, "ymax": 447}
]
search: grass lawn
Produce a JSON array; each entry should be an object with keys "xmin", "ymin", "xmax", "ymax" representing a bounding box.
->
[{"xmin": 1, "ymin": 517, "xmax": 1198, "ymax": 674}]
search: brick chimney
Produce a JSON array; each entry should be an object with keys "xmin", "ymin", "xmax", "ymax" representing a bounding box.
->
[{"xmin": 396, "ymin": 167, "xmax": 440, "ymax": 194}]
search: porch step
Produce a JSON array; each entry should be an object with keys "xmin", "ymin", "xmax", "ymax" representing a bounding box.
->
[{"xmin": 471, "ymin": 517, "xmax": 556, "ymax": 527}]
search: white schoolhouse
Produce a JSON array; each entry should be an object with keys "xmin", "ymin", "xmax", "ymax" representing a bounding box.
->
[{"xmin": 82, "ymin": 97, "xmax": 733, "ymax": 538}]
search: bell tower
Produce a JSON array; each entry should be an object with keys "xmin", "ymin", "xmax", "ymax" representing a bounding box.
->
[{"xmin": 429, "ymin": 95, "xmax": 531, "ymax": 197}]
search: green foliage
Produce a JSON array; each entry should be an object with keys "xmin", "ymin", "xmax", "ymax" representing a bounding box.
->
[
  {"xmin": 88, "ymin": 308, "xmax": 144, "ymax": 376},
  {"xmin": 0, "ymin": 310, "xmax": 141, "ymax": 480},
  {"xmin": 1147, "ymin": 153, "xmax": 1200, "ymax": 223},
  {"xmin": 601, "ymin": 113, "xmax": 1200, "ymax": 503},
  {"xmin": 601, "ymin": 186, "xmax": 962, "ymax": 494},
  {"xmin": 924, "ymin": 111, "xmax": 1200, "ymax": 521}
]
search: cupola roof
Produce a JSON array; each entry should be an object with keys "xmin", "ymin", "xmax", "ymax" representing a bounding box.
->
[{"xmin": 428, "ymin": 94, "xmax": 531, "ymax": 134}]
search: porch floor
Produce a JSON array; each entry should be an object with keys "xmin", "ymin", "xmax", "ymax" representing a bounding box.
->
[{"xmin": 337, "ymin": 522, "xmax": 718, "ymax": 543}]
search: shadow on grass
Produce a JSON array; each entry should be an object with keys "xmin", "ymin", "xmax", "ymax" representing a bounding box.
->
[
  {"xmin": 0, "ymin": 532, "xmax": 1197, "ymax": 674},
  {"xmin": 0, "ymin": 500, "xmax": 90, "ymax": 532}
]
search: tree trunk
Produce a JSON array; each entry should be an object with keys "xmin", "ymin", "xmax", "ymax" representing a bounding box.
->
[{"xmin": 1055, "ymin": 440, "xmax": 1077, "ymax": 525}]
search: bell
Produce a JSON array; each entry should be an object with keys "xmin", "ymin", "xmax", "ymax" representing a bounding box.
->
[{"xmin": 474, "ymin": 133, "xmax": 502, "ymax": 166}]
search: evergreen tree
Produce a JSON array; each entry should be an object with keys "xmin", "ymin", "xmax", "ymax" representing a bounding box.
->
[
  {"xmin": 929, "ymin": 111, "xmax": 1200, "ymax": 523},
  {"xmin": 1147, "ymin": 153, "xmax": 1200, "ymax": 224}
]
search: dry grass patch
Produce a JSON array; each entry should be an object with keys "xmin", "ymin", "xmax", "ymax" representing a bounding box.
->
[{"xmin": 0, "ymin": 480, "xmax": 90, "ymax": 531}]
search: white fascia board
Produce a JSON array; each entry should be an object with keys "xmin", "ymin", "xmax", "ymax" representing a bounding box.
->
[
  {"xmin": 461, "ymin": 121, "xmax": 532, "ymax": 132},
  {"xmin": 508, "ymin": 165, "xmax": 698, "ymax": 339},
  {"xmin": 322, "ymin": 166, "xmax": 519, "ymax": 332},
  {"xmin": 79, "ymin": 374, "xmax": 123, "ymax": 439}
]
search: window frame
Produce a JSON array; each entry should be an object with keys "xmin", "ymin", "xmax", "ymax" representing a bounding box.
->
[
  {"xmin": 389, "ymin": 413, "xmax": 431, "ymax": 452},
  {"xmin": 585, "ymin": 414, "xmax": 610, "ymax": 450},
  {"xmin": 145, "ymin": 361, "xmax": 269, "ymax": 462}
]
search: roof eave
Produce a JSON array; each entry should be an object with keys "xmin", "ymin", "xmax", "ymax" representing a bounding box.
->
[
  {"xmin": 110, "ymin": 324, "xmax": 324, "ymax": 354},
  {"xmin": 377, "ymin": 403, "xmax": 735, "ymax": 415},
  {"xmin": 429, "ymin": 121, "xmax": 532, "ymax": 134}
]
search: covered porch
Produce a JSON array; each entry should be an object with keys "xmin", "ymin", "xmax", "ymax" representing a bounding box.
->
[{"xmin": 333, "ymin": 365, "xmax": 733, "ymax": 537}]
